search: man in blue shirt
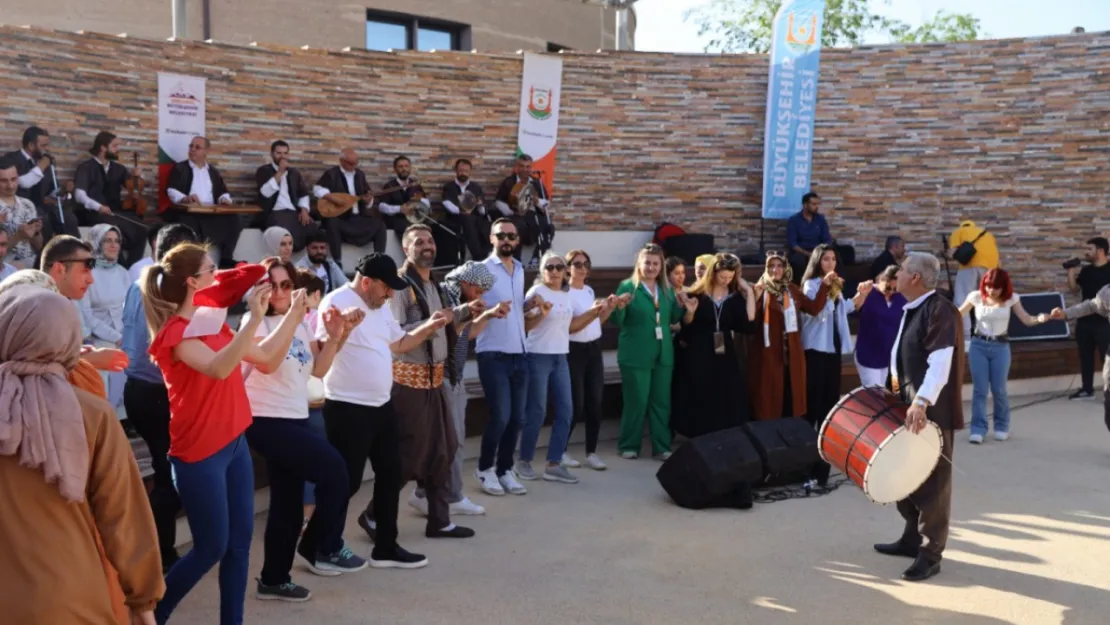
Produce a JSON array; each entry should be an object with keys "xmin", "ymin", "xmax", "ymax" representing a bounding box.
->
[
  {"xmin": 121, "ymin": 222, "xmax": 197, "ymax": 571},
  {"xmin": 787, "ymin": 191, "xmax": 832, "ymax": 283}
]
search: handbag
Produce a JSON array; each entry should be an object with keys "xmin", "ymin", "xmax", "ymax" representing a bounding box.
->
[{"xmin": 952, "ymin": 227, "xmax": 988, "ymax": 265}]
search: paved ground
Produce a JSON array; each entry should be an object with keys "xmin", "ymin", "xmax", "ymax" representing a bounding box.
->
[{"xmin": 166, "ymin": 394, "xmax": 1110, "ymax": 625}]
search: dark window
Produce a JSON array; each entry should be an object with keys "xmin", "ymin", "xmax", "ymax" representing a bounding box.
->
[
  {"xmin": 547, "ymin": 42, "xmax": 570, "ymax": 52},
  {"xmin": 366, "ymin": 9, "xmax": 470, "ymax": 51}
]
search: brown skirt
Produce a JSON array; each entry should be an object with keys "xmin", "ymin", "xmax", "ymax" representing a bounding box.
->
[{"xmin": 391, "ymin": 383, "xmax": 459, "ymax": 481}]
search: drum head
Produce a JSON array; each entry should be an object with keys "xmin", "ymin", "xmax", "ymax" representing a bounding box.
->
[{"xmin": 862, "ymin": 421, "xmax": 942, "ymax": 504}]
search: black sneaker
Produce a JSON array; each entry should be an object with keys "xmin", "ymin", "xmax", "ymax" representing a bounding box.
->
[
  {"xmin": 370, "ymin": 546, "xmax": 429, "ymax": 570},
  {"xmin": 357, "ymin": 512, "xmax": 377, "ymax": 543},
  {"xmin": 1069, "ymin": 390, "xmax": 1095, "ymax": 400},
  {"xmin": 312, "ymin": 545, "xmax": 368, "ymax": 575},
  {"xmin": 256, "ymin": 578, "xmax": 312, "ymax": 602},
  {"xmin": 426, "ymin": 525, "xmax": 475, "ymax": 539}
]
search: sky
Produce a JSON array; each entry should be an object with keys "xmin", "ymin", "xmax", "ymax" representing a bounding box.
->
[{"xmin": 634, "ymin": 0, "xmax": 1110, "ymax": 53}]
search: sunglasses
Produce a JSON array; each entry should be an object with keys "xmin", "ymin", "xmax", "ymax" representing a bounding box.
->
[
  {"xmin": 766, "ymin": 250, "xmax": 785, "ymax": 259},
  {"xmin": 272, "ymin": 279, "xmax": 294, "ymax": 291},
  {"xmin": 570, "ymin": 261, "xmax": 589, "ymax": 269},
  {"xmin": 495, "ymin": 232, "xmax": 519, "ymax": 241},
  {"xmin": 58, "ymin": 257, "xmax": 96, "ymax": 270},
  {"xmin": 544, "ymin": 264, "xmax": 566, "ymax": 272}
]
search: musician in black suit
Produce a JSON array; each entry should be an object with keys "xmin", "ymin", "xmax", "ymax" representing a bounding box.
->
[
  {"xmin": 6, "ymin": 126, "xmax": 80, "ymax": 243},
  {"xmin": 494, "ymin": 154, "xmax": 553, "ymax": 266},
  {"xmin": 378, "ymin": 155, "xmax": 430, "ymax": 243},
  {"xmin": 166, "ymin": 136, "xmax": 243, "ymax": 268},
  {"xmin": 72, "ymin": 131, "xmax": 149, "ymax": 268},
  {"xmin": 254, "ymin": 140, "xmax": 319, "ymax": 252},
  {"xmin": 312, "ymin": 148, "xmax": 387, "ymax": 262},
  {"xmin": 440, "ymin": 158, "xmax": 490, "ymax": 263}
]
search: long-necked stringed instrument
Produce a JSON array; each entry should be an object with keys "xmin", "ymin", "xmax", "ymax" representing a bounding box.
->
[{"xmin": 122, "ymin": 152, "xmax": 148, "ymax": 216}]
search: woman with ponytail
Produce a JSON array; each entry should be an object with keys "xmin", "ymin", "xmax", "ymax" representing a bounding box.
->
[{"xmin": 141, "ymin": 244, "xmax": 305, "ymax": 625}]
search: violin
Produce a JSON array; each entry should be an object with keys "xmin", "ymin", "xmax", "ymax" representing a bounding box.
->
[{"xmin": 122, "ymin": 152, "xmax": 148, "ymax": 216}]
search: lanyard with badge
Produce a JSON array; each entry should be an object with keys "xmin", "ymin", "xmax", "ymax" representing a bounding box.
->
[
  {"xmin": 643, "ymin": 282, "xmax": 663, "ymax": 340},
  {"xmin": 712, "ymin": 294, "xmax": 730, "ymax": 355}
]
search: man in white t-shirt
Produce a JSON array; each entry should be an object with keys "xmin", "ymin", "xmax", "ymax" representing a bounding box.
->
[{"xmin": 314, "ymin": 252, "xmax": 448, "ymax": 569}]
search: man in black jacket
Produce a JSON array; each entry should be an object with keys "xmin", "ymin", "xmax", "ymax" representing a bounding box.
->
[
  {"xmin": 440, "ymin": 158, "xmax": 490, "ymax": 263},
  {"xmin": 377, "ymin": 155, "xmax": 430, "ymax": 244},
  {"xmin": 494, "ymin": 154, "xmax": 552, "ymax": 266},
  {"xmin": 4, "ymin": 126, "xmax": 79, "ymax": 242},
  {"xmin": 166, "ymin": 136, "xmax": 242, "ymax": 268},
  {"xmin": 72, "ymin": 131, "xmax": 149, "ymax": 268},
  {"xmin": 255, "ymin": 140, "xmax": 319, "ymax": 252},
  {"xmin": 312, "ymin": 148, "xmax": 386, "ymax": 262}
]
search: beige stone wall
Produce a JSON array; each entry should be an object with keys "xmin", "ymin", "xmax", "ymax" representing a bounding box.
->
[
  {"xmin": 0, "ymin": 0, "xmax": 617, "ymax": 51},
  {"xmin": 0, "ymin": 25, "xmax": 1106, "ymax": 293}
]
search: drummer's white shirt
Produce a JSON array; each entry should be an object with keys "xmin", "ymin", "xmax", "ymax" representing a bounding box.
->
[
  {"xmin": 890, "ymin": 290, "xmax": 954, "ymax": 406},
  {"xmin": 165, "ymin": 160, "xmax": 231, "ymax": 205}
]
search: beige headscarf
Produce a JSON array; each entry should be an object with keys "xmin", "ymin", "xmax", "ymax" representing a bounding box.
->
[
  {"xmin": 0, "ymin": 269, "xmax": 60, "ymax": 295},
  {"xmin": 263, "ymin": 226, "xmax": 292, "ymax": 258},
  {"xmin": 0, "ymin": 285, "xmax": 89, "ymax": 502}
]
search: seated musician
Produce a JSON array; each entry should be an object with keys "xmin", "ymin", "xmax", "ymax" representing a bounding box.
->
[
  {"xmin": 72, "ymin": 131, "xmax": 149, "ymax": 268},
  {"xmin": 254, "ymin": 140, "xmax": 319, "ymax": 252},
  {"xmin": 378, "ymin": 155, "xmax": 429, "ymax": 243},
  {"xmin": 441, "ymin": 158, "xmax": 490, "ymax": 262},
  {"xmin": 312, "ymin": 148, "xmax": 386, "ymax": 262},
  {"xmin": 166, "ymin": 136, "xmax": 243, "ymax": 268},
  {"xmin": 5, "ymin": 126, "xmax": 79, "ymax": 241},
  {"xmin": 494, "ymin": 154, "xmax": 553, "ymax": 267}
]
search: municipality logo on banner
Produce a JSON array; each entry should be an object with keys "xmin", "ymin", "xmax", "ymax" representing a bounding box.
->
[
  {"xmin": 517, "ymin": 53, "xmax": 563, "ymax": 197},
  {"xmin": 526, "ymin": 86, "xmax": 554, "ymax": 121},
  {"xmin": 761, "ymin": 0, "xmax": 826, "ymax": 220}
]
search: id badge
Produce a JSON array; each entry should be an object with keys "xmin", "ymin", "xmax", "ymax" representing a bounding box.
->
[
  {"xmin": 713, "ymin": 331, "xmax": 727, "ymax": 355},
  {"xmin": 655, "ymin": 326, "xmax": 664, "ymax": 340},
  {"xmin": 784, "ymin": 308, "xmax": 799, "ymax": 334}
]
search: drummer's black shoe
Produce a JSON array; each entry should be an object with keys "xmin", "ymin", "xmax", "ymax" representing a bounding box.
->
[
  {"xmin": 901, "ymin": 554, "xmax": 941, "ymax": 582},
  {"xmin": 873, "ymin": 540, "xmax": 919, "ymax": 558}
]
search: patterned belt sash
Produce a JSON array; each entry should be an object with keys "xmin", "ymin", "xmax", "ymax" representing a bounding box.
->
[{"xmin": 393, "ymin": 361, "xmax": 445, "ymax": 389}]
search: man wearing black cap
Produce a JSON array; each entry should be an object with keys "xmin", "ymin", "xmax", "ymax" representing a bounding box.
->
[{"xmin": 310, "ymin": 252, "xmax": 449, "ymax": 569}]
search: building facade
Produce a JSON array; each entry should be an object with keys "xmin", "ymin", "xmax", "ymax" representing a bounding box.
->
[{"xmin": 5, "ymin": 0, "xmax": 636, "ymax": 52}]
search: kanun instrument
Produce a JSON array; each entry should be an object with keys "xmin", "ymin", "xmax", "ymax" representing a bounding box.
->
[
  {"xmin": 818, "ymin": 386, "xmax": 943, "ymax": 504},
  {"xmin": 172, "ymin": 202, "xmax": 262, "ymax": 215}
]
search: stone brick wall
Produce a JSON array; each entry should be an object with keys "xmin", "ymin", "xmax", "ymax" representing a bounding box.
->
[
  {"xmin": 0, "ymin": 0, "xmax": 617, "ymax": 52},
  {"xmin": 1, "ymin": 25, "xmax": 1107, "ymax": 293}
]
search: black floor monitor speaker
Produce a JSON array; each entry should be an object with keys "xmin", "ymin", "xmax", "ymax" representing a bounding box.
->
[
  {"xmin": 656, "ymin": 427, "xmax": 762, "ymax": 510},
  {"xmin": 742, "ymin": 418, "xmax": 820, "ymax": 486},
  {"xmin": 662, "ymin": 233, "xmax": 716, "ymax": 266}
]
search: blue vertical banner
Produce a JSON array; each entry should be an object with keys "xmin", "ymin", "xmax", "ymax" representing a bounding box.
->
[{"xmin": 761, "ymin": 0, "xmax": 826, "ymax": 219}]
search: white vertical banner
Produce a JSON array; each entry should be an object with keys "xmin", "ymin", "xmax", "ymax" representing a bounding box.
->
[
  {"xmin": 516, "ymin": 52, "xmax": 563, "ymax": 197},
  {"xmin": 157, "ymin": 72, "xmax": 206, "ymax": 212}
]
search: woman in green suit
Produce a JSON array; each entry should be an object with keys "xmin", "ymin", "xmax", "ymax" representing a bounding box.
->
[{"xmin": 609, "ymin": 244, "xmax": 696, "ymax": 459}]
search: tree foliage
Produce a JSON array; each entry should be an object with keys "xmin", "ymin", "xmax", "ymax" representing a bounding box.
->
[{"xmin": 686, "ymin": 0, "xmax": 981, "ymax": 53}]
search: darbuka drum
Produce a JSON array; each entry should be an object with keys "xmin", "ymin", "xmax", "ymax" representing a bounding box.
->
[
  {"xmin": 308, "ymin": 376, "xmax": 325, "ymax": 410},
  {"xmin": 817, "ymin": 386, "xmax": 942, "ymax": 504}
]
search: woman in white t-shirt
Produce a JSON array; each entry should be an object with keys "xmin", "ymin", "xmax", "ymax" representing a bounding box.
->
[
  {"xmin": 957, "ymin": 268, "xmax": 1047, "ymax": 444},
  {"xmin": 565, "ymin": 249, "xmax": 616, "ymax": 471},
  {"xmin": 517, "ymin": 251, "xmax": 606, "ymax": 485},
  {"xmin": 240, "ymin": 257, "xmax": 367, "ymax": 601}
]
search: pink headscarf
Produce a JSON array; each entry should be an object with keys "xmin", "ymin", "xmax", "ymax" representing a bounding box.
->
[{"xmin": 0, "ymin": 284, "xmax": 89, "ymax": 502}]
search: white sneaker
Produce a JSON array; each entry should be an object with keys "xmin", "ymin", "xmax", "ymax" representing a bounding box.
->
[
  {"xmin": 407, "ymin": 492, "xmax": 429, "ymax": 516},
  {"xmin": 993, "ymin": 431, "xmax": 1010, "ymax": 442},
  {"xmin": 561, "ymin": 453, "xmax": 582, "ymax": 468},
  {"xmin": 449, "ymin": 497, "xmax": 486, "ymax": 516},
  {"xmin": 969, "ymin": 433, "xmax": 984, "ymax": 444},
  {"xmin": 475, "ymin": 468, "xmax": 505, "ymax": 496},
  {"xmin": 620, "ymin": 451, "xmax": 638, "ymax": 460},
  {"xmin": 499, "ymin": 470, "xmax": 528, "ymax": 495},
  {"xmin": 586, "ymin": 453, "xmax": 607, "ymax": 471}
]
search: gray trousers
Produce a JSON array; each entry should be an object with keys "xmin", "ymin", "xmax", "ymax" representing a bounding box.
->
[
  {"xmin": 416, "ymin": 382, "xmax": 468, "ymax": 503},
  {"xmin": 954, "ymin": 267, "xmax": 987, "ymax": 339}
]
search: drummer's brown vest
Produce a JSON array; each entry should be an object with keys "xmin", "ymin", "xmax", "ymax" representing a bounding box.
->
[{"xmin": 894, "ymin": 293, "xmax": 966, "ymax": 431}]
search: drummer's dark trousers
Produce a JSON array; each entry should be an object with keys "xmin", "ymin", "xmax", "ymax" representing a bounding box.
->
[{"xmin": 897, "ymin": 428, "xmax": 953, "ymax": 559}]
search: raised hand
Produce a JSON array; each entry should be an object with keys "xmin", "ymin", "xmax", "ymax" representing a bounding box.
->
[
  {"xmin": 822, "ymin": 271, "xmax": 841, "ymax": 287},
  {"xmin": 857, "ymin": 280, "xmax": 875, "ymax": 296},
  {"xmin": 83, "ymin": 348, "xmax": 130, "ymax": 372},
  {"xmin": 428, "ymin": 308, "xmax": 452, "ymax": 329},
  {"xmin": 683, "ymin": 294, "xmax": 699, "ymax": 313},
  {"xmin": 247, "ymin": 283, "xmax": 273, "ymax": 319},
  {"xmin": 322, "ymin": 306, "xmax": 346, "ymax": 338},
  {"xmin": 289, "ymin": 288, "xmax": 308, "ymax": 318},
  {"xmin": 341, "ymin": 307, "xmax": 366, "ymax": 331},
  {"xmin": 467, "ymin": 298, "xmax": 488, "ymax": 318},
  {"xmin": 1049, "ymin": 307, "xmax": 1066, "ymax": 321}
]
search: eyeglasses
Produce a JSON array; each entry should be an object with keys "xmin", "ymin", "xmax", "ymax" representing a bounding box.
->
[
  {"xmin": 272, "ymin": 279, "xmax": 294, "ymax": 291},
  {"xmin": 57, "ymin": 257, "xmax": 96, "ymax": 270},
  {"xmin": 544, "ymin": 265, "xmax": 566, "ymax": 273},
  {"xmin": 495, "ymin": 232, "xmax": 519, "ymax": 241},
  {"xmin": 194, "ymin": 266, "xmax": 216, "ymax": 277},
  {"xmin": 570, "ymin": 261, "xmax": 589, "ymax": 269}
]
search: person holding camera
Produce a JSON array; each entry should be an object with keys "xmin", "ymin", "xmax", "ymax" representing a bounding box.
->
[
  {"xmin": 946, "ymin": 220, "xmax": 999, "ymax": 342},
  {"xmin": 1065, "ymin": 237, "xmax": 1110, "ymax": 400}
]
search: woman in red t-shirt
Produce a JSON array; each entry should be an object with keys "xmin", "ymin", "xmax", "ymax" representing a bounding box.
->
[{"xmin": 140, "ymin": 243, "xmax": 305, "ymax": 625}]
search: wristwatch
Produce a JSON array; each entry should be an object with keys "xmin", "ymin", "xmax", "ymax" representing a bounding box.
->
[{"xmin": 914, "ymin": 397, "xmax": 929, "ymax": 408}]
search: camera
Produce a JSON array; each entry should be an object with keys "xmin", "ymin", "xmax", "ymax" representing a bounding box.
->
[{"xmin": 1063, "ymin": 258, "xmax": 1082, "ymax": 270}]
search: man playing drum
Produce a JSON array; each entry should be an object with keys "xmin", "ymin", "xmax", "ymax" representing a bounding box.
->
[{"xmin": 877, "ymin": 252, "xmax": 965, "ymax": 582}]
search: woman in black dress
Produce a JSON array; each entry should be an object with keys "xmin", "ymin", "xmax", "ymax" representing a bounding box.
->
[{"xmin": 673, "ymin": 253, "xmax": 758, "ymax": 438}]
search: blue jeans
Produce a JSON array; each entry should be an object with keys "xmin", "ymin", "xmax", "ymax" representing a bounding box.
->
[
  {"xmin": 968, "ymin": 338, "xmax": 1012, "ymax": 436},
  {"xmin": 303, "ymin": 407, "xmax": 325, "ymax": 505},
  {"xmin": 477, "ymin": 352, "xmax": 529, "ymax": 475},
  {"xmin": 158, "ymin": 435, "xmax": 254, "ymax": 625},
  {"xmin": 520, "ymin": 353, "xmax": 573, "ymax": 465}
]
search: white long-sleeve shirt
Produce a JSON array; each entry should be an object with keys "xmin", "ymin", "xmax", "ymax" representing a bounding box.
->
[
  {"xmin": 378, "ymin": 177, "xmax": 429, "ymax": 216},
  {"xmin": 890, "ymin": 290, "xmax": 954, "ymax": 406},
  {"xmin": 260, "ymin": 163, "xmax": 309, "ymax": 212},
  {"xmin": 166, "ymin": 161, "xmax": 231, "ymax": 205},
  {"xmin": 17, "ymin": 150, "xmax": 45, "ymax": 189}
]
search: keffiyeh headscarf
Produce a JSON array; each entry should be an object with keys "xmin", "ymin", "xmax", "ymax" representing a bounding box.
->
[
  {"xmin": 0, "ymin": 269, "xmax": 59, "ymax": 295},
  {"xmin": 88, "ymin": 223, "xmax": 122, "ymax": 269},
  {"xmin": 443, "ymin": 261, "xmax": 495, "ymax": 306}
]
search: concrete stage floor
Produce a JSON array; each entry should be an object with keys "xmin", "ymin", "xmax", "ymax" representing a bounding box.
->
[{"xmin": 167, "ymin": 394, "xmax": 1110, "ymax": 625}]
